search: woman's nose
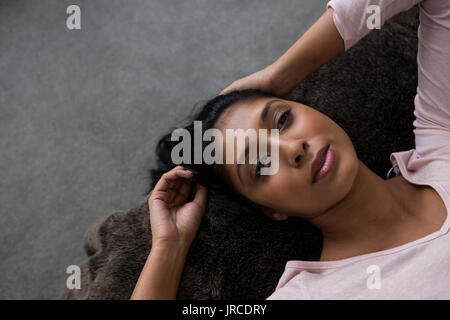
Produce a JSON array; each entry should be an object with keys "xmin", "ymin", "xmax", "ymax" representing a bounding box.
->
[{"xmin": 278, "ymin": 138, "xmax": 307, "ymax": 167}]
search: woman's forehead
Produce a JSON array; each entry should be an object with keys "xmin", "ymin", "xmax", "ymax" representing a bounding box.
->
[
  {"xmin": 214, "ymin": 97, "xmax": 274, "ymax": 131},
  {"xmin": 211, "ymin": 97, "xmax": 284, "ymax": 180},
  {"xmin": 213, "ymin": 98, "xmax": 269, "ymax": 165}
]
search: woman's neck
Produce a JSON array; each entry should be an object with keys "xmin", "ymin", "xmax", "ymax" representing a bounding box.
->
[{"xmin": 308, "ymin": 161, "xmax": 426, "ymax": 256}]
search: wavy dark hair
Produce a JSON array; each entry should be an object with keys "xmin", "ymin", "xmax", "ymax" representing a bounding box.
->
[{"xmin": 148, "ymin": 89, "xmax": 280, "ymax": 210}]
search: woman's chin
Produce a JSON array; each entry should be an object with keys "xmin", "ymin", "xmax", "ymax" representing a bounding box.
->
[{"xmin": 320, "ymin": 145, "xmax": 359, "ymax": 205}]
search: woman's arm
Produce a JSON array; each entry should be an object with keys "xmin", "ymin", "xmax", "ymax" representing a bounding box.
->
[
  {"xmin": 130, "ymin": 166, "xmax": 208, "ymax": 300},
  {"xmin": 325, "ymin": 0, "xmax": 422, "ymax": 50},
  {"xmin": 131, "ymin": 241, "xmax": 190, "ymax": 300},
  {"xmin": 222, "ymin": 0, "xmax": 423, "ymax": 97},
  {"xmin": 269, "ymin": 7, "xmax": 345, "ymax": 97},
  {"xmin": 271, "ymin": 0, "xmax": 426, "ymax": 95},
  {"xmin": 221, "ymin": 8, "xmax": 344, "ymax": 97}
]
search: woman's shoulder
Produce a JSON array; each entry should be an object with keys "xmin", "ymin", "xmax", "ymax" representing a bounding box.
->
[{"xmin": 390, "ymin": 148, "xmax": 450, "ymax": 193}]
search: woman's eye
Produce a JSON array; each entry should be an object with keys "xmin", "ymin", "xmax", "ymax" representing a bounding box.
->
[{"xmin": 277, "ymin": 108, "xmax": 291, "ymax": 131}]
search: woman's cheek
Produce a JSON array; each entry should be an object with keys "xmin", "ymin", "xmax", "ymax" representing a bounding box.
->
[{"xmin": 268, "ymin": 170, "xmax": 307, "ymax": 198}]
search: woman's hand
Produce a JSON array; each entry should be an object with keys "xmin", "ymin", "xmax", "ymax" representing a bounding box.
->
[
  {"xmin": 148, "ymin": 166, "xmax": 208, "ymax": 247},
  {"xmin": 132, "ymin": 167, "xmax": 206, "ymax": 300},
  {"xmin": 220, "ymin": 64, "xmax": 290, "ymax": 98}
]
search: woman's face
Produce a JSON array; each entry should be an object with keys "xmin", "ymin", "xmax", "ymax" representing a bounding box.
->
[{"xmin": 213, "ymin": 97, "xmax": 359, "ymax": 221}]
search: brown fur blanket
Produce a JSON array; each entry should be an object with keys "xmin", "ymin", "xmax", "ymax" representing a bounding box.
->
[{"xmin": 59, "ymin": 6, "xmax": 419, "ymax": 299}]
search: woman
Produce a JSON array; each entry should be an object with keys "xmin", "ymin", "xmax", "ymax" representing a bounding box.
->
[{"xmin": 131, "ymin": 0, "xmax": 450, "ymax": 299}]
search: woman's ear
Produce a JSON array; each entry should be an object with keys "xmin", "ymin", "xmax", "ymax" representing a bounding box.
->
[{"xmin": 260, "ymin": 205, "xmax": 289, "ymax": 221}]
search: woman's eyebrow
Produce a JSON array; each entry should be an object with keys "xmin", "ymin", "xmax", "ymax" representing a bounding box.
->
[
  {"xmin": 236, "ymin": 99, "xmax": 282, "ymax": 184},
  {"xmin": 259, "ymin": 99, "xmax": 282, "ymax": 126}
]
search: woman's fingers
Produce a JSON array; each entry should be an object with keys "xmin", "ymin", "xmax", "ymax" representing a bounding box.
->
[
  {"xmin": 149, "ymin": 167, "xmax": 208, "ymax": 218},
  {"xmin": 177, "ymin": 177, "xmax": 193, "ymax": 202},
  {"xmin": 219, "ymin": 86, "xmax": 233, "ymax": 96},
  {"xmin": 220, "ymin": 81, "xmax": 240, "ymax": 95},
  {"xmin": 151, "ymin": 166, "xmax": 193, "ymax": 204},
  {"xmin": 169, "ymin": 175, "xmax": 194, "ymax": 205},
  {"xmin": 155, "ymin": 166, "xmax": 191, "ymax": 190},
  {"xmin": 191, "ymin": 183, "xmax": 208, "ymax": 213}
]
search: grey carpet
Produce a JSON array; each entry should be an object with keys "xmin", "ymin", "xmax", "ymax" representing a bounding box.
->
[{"xmin": 0, "ymin": 0, "xmax": 327, "ymax": 299}]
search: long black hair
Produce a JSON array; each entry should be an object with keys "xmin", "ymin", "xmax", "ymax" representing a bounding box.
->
[{"xmin": 148, "ymin": 89, "xmax": 279, "ymax": 208}]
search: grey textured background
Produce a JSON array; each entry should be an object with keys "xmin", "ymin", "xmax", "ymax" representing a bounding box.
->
[{"xmin": 0, "ymin": 0, "xmax": 326, "ymax": 299}]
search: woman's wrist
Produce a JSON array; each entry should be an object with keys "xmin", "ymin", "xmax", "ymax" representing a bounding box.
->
[
  {"xmin": 268, "ymin": 61, "xmax": 308, "ymax": 97},
  {"xmin": 131, "ymin": 239, "xmax": 191, "ymax": 299},
  {"xmin": 149, "ymin": 241, "xmax": 190, "ymax": 270},
  {"xmin": 152, "ymin": 237, "xmax": 192, "ymax": 254}
]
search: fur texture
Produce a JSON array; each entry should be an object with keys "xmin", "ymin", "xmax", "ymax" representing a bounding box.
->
[{"xmin": 59, "ymin": 6, "xmax": 419, "ymax": 300}]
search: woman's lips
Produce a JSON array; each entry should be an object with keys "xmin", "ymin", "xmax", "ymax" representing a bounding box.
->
[{"xmin": 311, "ymin": 144, "xmax": 335, "ymax": 183}]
